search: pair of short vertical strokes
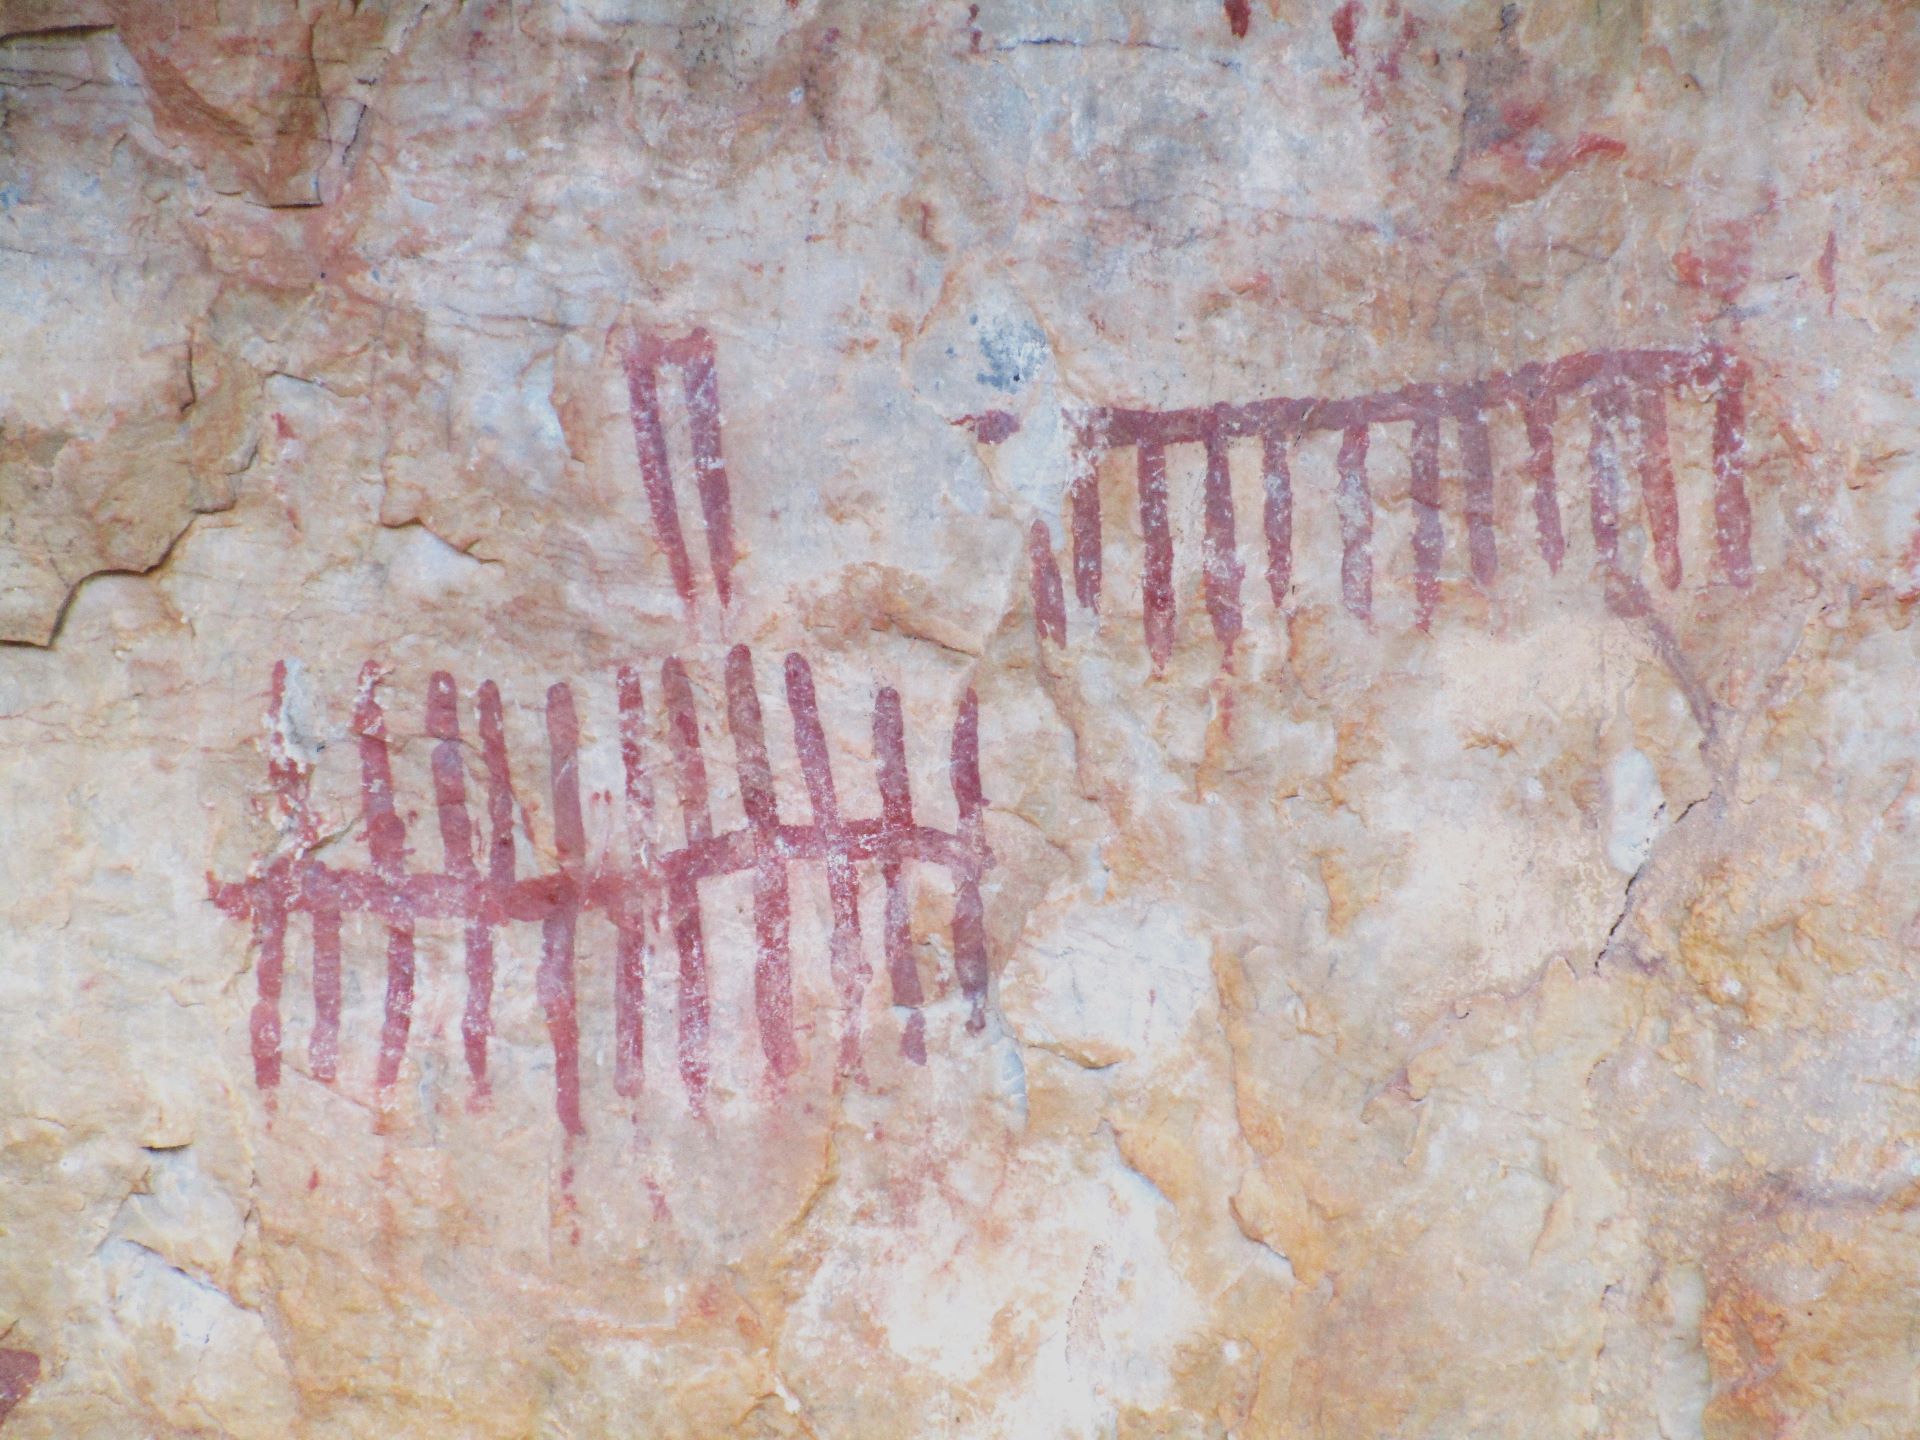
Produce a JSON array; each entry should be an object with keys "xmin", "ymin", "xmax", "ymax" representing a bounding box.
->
[{"xmin": 624, "ymin": 329, "xmax": 737, "ymax": 608}]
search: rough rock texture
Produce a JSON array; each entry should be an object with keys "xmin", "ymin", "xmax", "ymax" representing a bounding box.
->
[{"xmin": 3, "ymin": 3, "xmax": 1918, "ymax": 1436}]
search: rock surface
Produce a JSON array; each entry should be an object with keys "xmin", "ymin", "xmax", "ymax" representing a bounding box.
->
[{"xmin": 2, "ymin": 3, "xmax": 1918, "ymax": 1436}]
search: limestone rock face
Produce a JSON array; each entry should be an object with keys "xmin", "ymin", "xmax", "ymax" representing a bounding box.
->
[{"xmin": 2, "ymin": 3, "xmax": 1917, "ymax": 1436}]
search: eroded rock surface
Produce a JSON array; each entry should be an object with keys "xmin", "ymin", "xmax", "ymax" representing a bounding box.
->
[{"xmin": 3, "ymin": 4, "xmax": 1917, "ymax": 1436}]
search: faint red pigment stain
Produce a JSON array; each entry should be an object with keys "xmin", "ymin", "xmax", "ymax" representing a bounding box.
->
[
  {"xmin": 1409, "ymin": 415, "xmax": 1443, "ymax": 629},
  {"xmin": 212, "ymin": 650, "xmax": 994, "ymax": 1127},
  {"xmin": 0, "ymin": 1350, "xmax": 38, "ymax": 1427},
  {"xmin": 1561, "ymin": 132, "xmax": 1626, "ymax": 166},
  {"xmin": 272, "ymin": 412, "xmax": 294, "ymax": 440},
  {"xmin": 1818, "ymin": 229, "xmax": 1838, "ymax": 315},
  {"xmin": 1335, "ymin": 424, "xmax": 1373, "ymax": 622},
  {"xmin": 1332, "ymin": 0, "xmax": 1362, "ymax": 63},
  {"xmin": 622, "ymin": 328, "xmax": 739, "ymax": 610},
  {"xmin": 1137, "ymin": 439, "xmax": 1178, "ymax": 668},
  {"xmin": 1035, "ymin": 344, "xmax": 1756, "ymax": 661},
  {"xmin": 1675, "ymin": 219, "xmax": 1759, "ymax": 307},
  {"xmin": 1224, "ymin": 0, "xmax": 1252, "ymax": 40},
  {"xmin": 956, "ymin": 410, "xmax": 1020, "ymax": 444},
  {"xmin": 1375, "ymin": 13, "xmax": 1419, "ymax": 81}
]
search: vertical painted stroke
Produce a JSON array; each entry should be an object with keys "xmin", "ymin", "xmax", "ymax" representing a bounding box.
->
[
  {"xmin": 356, "ymin": 666, "xmax": 416, "ymax": 1092},
  {"xmin": 542, "ymin": 683, "xmax": 586, "ymax": 1136},
  {"xmin": 1136, "ymin": 439, "xmax": 1177, "ymax": 668},
  {"xmin": 1261, "ymin": 424, "xmax": 1293, "ymax": 608},
  {"xmin": 427, "ymin": 672, "xmax": 488, "ymax": 1095},
  {"xmin": 1028, "ymin": 520, "xmax": 1067, "ymax": 645},
  {"xmin": 873, "ymin": 686, "xmax": 926, "ymax": 1064},
  {"xmin": 786, "ymin": 653, "xmax": 868, "ymax": 1075},
  {"xmin": 1587, "ymin": 393, "xmax": 1624, "ymax": 566},
  {"xmin": 1409, "ymin": 416, "xmax": 1444, "ymax": 630},
  {"xmin": 1626, "ymin": 385, "xmax": 1683, "ymax": 589},
  {"xmin": 681, "ymin": 331, "xmax": 738, "ymax": 607},
  {"xmin": 613, "ymin": 666, "xmax": 650, "ymax": 1097},
  {"xmin": 249, "ymin": 883, "xmax": 287, "ymax": 1092},
  {"xmin": 624, "ymin": 342, "xmax": 698, "ymax": 605},
  {"xmin": 1711, "ymin": 369, "xmax": 1755, "ymax": 586},
  {"xmin": 1336, "ymin": 424, "xmax": 1374, "ymax": 621},
  {"xmin": 1070, "ymin": 451, "xmax": 1103, "ymax": 611},
  {"xmin": 1200, "ymin": 413, "xmax": 1245, "ymax": 655},
  {"xmin": 470, "ymin": 680, "xmax": 514, "ymax": 1094},
  {"xmin": 949, "ymin": 688, "xmax": 990, "ymax": 1034},
  {"xmin": 660, "ymin": 657, "xmax": 711, "ymax": 1106},
  {"xmin": 248, "ymin": 661, "xmax": 298, "ymax": 1091},
  {"xmin": 724, "ymin": 646, "xmax": 800, "ymax": 1079},
  {"xmin": 309, "ymin": 908, "xmax": 341, "ymax": 1084},
  {"xmin": 661, "ymin": 658, "xmax": 713, "ymax": 845},
  {"xmin": 1521, "ymin": 395, "xmax": 1566, "ymax": 573},
  {"xmin": 1458, "ymin": 401, "xmax": 1499, "ymax": 587},
  {"xmin": 539, "ymin": 911, "xmax": 586, "ymax": 1137}
]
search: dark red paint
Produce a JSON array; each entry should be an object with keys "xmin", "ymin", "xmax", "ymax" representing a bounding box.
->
[
  {"xmin": 1027, "ymin": 344, "xmax": 1755, "ymax": 654},
  {"xmin": 957, "ymin": 410, "xmax": 1020, "ymax": 444},
  {"xmin": 1332, "ymin": 0, "xmax": 1362, "ymax": 62},
  {"xmin": 1224, "ymin": 0, "xmax": 1251, "ymax": 40},
  {"xmin": 216, "ymin": 650, "xmax": 994, "ymax": 1124},
  {"xmin": 623, "ymin": 329, "xmax": 739, "ymax": 609}
]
